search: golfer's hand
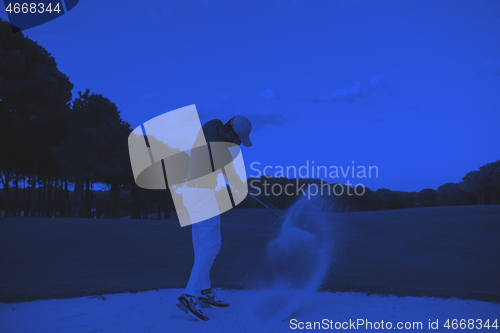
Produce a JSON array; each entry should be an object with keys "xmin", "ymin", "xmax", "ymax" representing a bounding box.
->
[{"xmin": 228, "ymin": 182, "xmax": 246, "ymax": 193}]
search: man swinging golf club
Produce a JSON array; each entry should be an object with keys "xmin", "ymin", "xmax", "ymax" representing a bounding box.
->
[{"xmin": 176, "ymin": 116, "xmax": 252, "ymax": 321}]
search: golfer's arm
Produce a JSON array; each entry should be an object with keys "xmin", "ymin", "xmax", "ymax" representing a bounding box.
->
[{"xmin": 221, "ymin": 163, "xmax": 246, "ymax": 191}]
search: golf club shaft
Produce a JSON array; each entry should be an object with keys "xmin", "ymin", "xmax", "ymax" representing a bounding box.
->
[{"xmin": 249, "ymin": 194, "xmax": 281, "ymax": 218}]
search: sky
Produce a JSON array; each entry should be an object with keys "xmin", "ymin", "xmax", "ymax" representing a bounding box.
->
[{"xmin": 2, "ymin": 0, "xmax": 499, "ymax": 192}]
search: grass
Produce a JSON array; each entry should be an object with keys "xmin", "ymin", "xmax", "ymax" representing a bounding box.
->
[{"xmin": 0, "ymin": 205, "xmax": 499, "ymax": 303}]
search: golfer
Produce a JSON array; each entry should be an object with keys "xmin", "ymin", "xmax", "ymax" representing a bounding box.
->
[{"xmin": 176, "ymin": 116, "xmax": 252, "ymax": 321}]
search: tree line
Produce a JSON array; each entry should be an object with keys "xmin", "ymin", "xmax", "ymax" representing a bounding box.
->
[
  {"xmin": 235, "ymin": 159, "xmax": 500, "ymax": 212},
  {"xmin": 1, "ymin": 18, "xmax": 498, "ymax": 219},
  {"xmin": 0, "ymin": 19, "xmax": 170, "ymax": 219}
]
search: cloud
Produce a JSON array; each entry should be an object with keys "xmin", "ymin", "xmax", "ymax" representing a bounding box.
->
[
  {"xmin": 309, "ymin": 75, "xmax": 383, "ymax": 103},
  {"xmin": 141, "ymin": 92, "xmax": 160, "ymax": 100},
  {"xmin": 339, "ymin": 0, "xmax": 376, "ymax": 8},
  {"xmin": 483, "ymin": 61, "xmax": 500, "ymax": 76},
  {"xmin": 246, "ymin": 112, "xmax": 287, "ymax": 131},
  {"xmin": 369, "ymin": 75, "xmax": 382, "ymax": 86},
  {"xmin": 202, "ymin": 93, "xmax": 286, "ymax": 132},
  {"xmin": 368, "ymin": 118, "xmax": 385, "ymax": 125},
  {"xmin": 335, "ymin": 21, "xmax": 346, "ymax": 31},
  {"xmin": 259, "ymin": 88, "xmax": 277, "ymax": 100},
  {"xmin": 443, "ymin": 61, "xmax": 456, "ymax": 70},
  {"xmin": 199, "ymin": 108, "xmax": 287, "ymax": 132}
]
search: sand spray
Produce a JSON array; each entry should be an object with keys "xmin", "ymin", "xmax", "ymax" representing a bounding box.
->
[{"xmin": 247, "ymin": 186, "xmax": 334, "ymax": 322}]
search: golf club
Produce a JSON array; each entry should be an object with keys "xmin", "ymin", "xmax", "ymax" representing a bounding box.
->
[{"xmin": 248, "ymin": 192, "xmax": 285, "ymax": 220}]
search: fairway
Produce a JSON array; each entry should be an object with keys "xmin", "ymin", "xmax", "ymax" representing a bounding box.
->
[{"xmin": 0, "ymin": 206, "xmax": 499, "ymax": 304}]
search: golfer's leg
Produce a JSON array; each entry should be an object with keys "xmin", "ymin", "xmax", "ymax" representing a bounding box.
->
[
  {"xmin": 198, "ymin": 214, "xmax": 221, "ymax": 291},
  {"xmin": 185, "ymin": 216, "xmax": 221, "ymax": 295},
  {"xmin": 185, "ymin": 222, "xmax": 202, "ymax": 296},
  {"xmin": 183, "ymin": 188, "xmax": 221, "ymax": 295}
]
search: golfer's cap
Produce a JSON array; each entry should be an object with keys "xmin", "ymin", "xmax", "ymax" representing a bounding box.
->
[{"xmin": 231, "ymin": 116, "xmax": 252, "ymax": 147}]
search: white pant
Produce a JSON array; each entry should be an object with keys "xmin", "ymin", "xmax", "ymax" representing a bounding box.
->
[{"xmin": 182, "ymin": 188, "xmax": 222, "ymax": 296}]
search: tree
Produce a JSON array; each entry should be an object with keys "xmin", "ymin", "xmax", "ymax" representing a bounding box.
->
[
  {"xmin": 437, "ymin": 182, "xmax": 475, "ymax": 206},
  {"xmin": 416, "ymin": 188, "xmax": 437, "ymax": 207},
  {"xmin": 480, "ymin": 161, "xmax": 500, "ymax": 205},
  {"xmin": 0, "ymin": 18, "xmax": 73, "ymax": 217},
  {"xmin": 462, "ymin": 170, "xmax": 488, "ymax": 205},
  {"xmin": 130, "ymin": 133, "xmax": 189, "ymax": 220},
  {"xmin": 52, "ymin": 90, "xmax": 132, "ymax": 218}
]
